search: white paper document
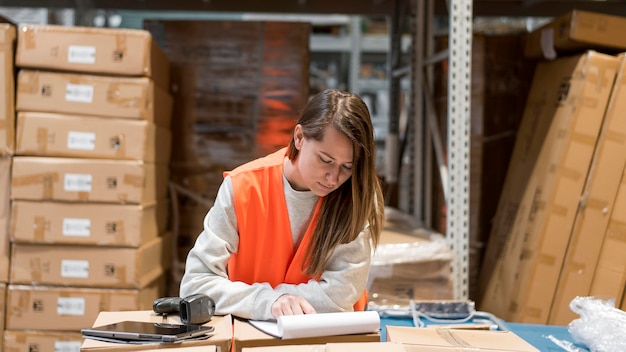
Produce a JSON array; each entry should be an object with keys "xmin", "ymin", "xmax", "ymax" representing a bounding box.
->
[{"xmin": 249, "ymin": 311, "xmax": 380, "ymax": 339}]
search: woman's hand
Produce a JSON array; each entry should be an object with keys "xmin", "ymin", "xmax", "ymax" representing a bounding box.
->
[{"xmin": 271, "ymin": 294, "xmax": 317, "ymax": 318}]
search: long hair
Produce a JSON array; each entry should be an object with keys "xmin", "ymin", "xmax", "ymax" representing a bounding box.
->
[{"xmin": 287, "ymin": 89, "xmax": 384, "ymax": 277}]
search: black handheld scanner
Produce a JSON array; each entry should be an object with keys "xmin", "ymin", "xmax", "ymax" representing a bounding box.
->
[{"xmin": 153, "ymin": 293, "xmax": 215, "ymax": 325}]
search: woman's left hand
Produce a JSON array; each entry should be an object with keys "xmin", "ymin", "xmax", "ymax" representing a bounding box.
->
[{"xmin": 271, "ymin": 294, "xmax": 317, "ymax": 318}]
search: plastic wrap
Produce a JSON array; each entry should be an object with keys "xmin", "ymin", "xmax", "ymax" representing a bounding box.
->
[
  {"xmin": 567, "ymin": 296, "xmax": 626, "ymax": 352},
  {"xmin": 367, "ymin": 207, "xmax": 453, "ymax": 311}
]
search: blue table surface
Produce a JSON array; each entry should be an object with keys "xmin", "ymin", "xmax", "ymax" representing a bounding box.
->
[{"xmin": 380, "ymin": 317, "xmax": 591, "ymax": 352}]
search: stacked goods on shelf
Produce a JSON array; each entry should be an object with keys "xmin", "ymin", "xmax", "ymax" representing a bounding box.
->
[
  {"xmin": 480, "ymin": 10, "xmax": 626, "ymax": 325},
  {"xmin": 548, "ymin": 54, "xmax": 626, "ymax": 325},
  {"xmin": 5, "ymin": 24, "xmax": 173, "ymax": 351},
  {"xmin": 524, "ymin": 10, "xmax": 626, "ymax": 60},
  {"xmin": 479, "ymin": 50, "xmax": 619, "ymax": 324},
  {"xmin": 0, "ymin": 18, "xmax": 16, "ymax": 352},
  {"xmin": 143, "ymin": 20, "xmax": 311, "ymax": 294},
  {"xmin": 366, "ymin": 207, "xmax": 453, "ymax": 310}
]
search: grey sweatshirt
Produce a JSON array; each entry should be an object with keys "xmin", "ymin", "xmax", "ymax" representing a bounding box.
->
[{"xmin": 179, "ymin": 174, "xmax": 372, "ymax": 321}]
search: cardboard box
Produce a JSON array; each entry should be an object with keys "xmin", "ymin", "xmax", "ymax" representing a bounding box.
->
[
  {"xmin": 9, "ymin": 233, "xmax": 171, "ymax": 288},
  {"xmin": 479, "ymin": 51, "xmax": 620, "ymax": 324},
  {"xmin": 11, "ymin": 157, "xmax": 168, "ymax": 204},
  {"xmin": 386, "ymin": 326, "xmax": 539, "ymax": 352},
  {"xmin": 548, "ymin": 53, "xmax": 626, "ymax": 325},
  {"xmin": 16, "ymin": 24, "xmax": 170, "ymax": 89},
  {"xmin": 4, "ymin": 330, "xmax": 84, "ymax": 352},
  {"xmin": 10, "ymin": 200, "xmax": 167, "ymax": 246},
  {"xmin": 243, "ymin": 343, "xmax": 406, "ymax": 352},
  {"xmin": 15, "ymin": 111, "xmax": 172, "ymax": 162},
  {"xmin": 81, "ymin": 310, "xmax": 232, "ymax": 352},
  {"xmin": 0, "ymin": 157, "xmax": 10, "ymax": 282},
  {"xmin": 6, "ymin": 279, "xmax": 164, "ymax": 331},
  {"xmin": 16, "ymin": 70, "xmax": 173, "ymax": 127},
  {"xmin": 588, "ymin": 165, "xmax": 626, "ymax": 311},
  {"xmin": 233, "ymin": 318, "xmax": 380, "ymax": 352},
  {"xmin": 0, "ymin": 22, "xmax": 16, "ymax": 156},
  {"xmin": 525, "ymin": 10, "xmax": 626, "ymax": 59}
]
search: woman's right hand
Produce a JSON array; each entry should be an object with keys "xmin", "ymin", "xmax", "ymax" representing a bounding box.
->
[{"xmin": 271, "ymin": 294, "xmax": 317, "ymax": 318}]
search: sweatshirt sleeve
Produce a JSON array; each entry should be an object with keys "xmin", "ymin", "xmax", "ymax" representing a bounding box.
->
[{"xmin": 179, "ymin": 176, "xmax": 283, "ymax": 320}]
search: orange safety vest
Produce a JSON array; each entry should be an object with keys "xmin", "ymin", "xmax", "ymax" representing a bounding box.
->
[{"xmin": 224, "ymin": 147, "xmax": 367, "ymax": 311}]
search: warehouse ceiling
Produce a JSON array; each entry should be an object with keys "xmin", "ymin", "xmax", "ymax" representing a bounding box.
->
[{"xmin": 2, "ymin": 0, "xmax": 626, "ymax": 17}]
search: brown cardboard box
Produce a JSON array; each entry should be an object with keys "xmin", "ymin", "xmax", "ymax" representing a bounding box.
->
[
  {"xmin": 243, "ymin": 343, "xmax": 406, "ymax": 352},
  {"xmin": 11, "ymin": 157, "xmax": 168, "ymax": 204},
  {"xmin": 16, "ymin": 24, "xmax": 170, "ymax": 89},
  {"xmin": 233, "ymin": 318, "xmax": 380, "ymax": 352},
  {"xmin": 6, "ymin": 279, "xmax": 164, "ymax": 331},
  {"xmin": 10, "ymin": 200, "xmax": 167, "ymax": 246},
  {"xmin": 4, "ymin": 330, "xmax": 84, "ymax": 352},
  {"xmin": 525, "ymin": 10, "xmax": 626, "ymax": 60},
  {"xmin": 548, "ymin": 53, "xmax": 626, "ymax": 325},
  {"xmin": 386, "ymin": 326, "xmax": 539, "ymax": 352},
  {"xmin": 9, "ymin": 233, "xmax": 171, "ymax": 288},
  {"xmin": 0, "ymin": 22, "xmax": 16, "ymax": 156},
  {"xmin": 16, "ymin": 70, "xmax": 173, "ymax": 127},
  {"xmin": 81, "ymin": 310, "xmax": 232, "ymax": 352},
  {"xmin": 0, "ymin": 157, "xmax": 10, "ymax": 282},
  {"xmin": 479, "ymin": 51, "xmax": 620, "ymax": 323},
  {"xmin": 588, "ymin": 165, "xmax": 626, "ymax": 310},
  {"xmin": 15, "ymin": 111, "xmax": 172, "ymax": 162}
]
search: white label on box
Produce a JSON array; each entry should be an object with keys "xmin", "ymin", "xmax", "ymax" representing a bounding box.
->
[
  {"xmin": 57, "ymin": 297, "xmax": 86, "ymax": 315},
  {"xmin": 55, "ymin": 341, "xmax": 82, "ymax": 352},
  {"xmin": 64, "ymin": 173, "xmax": 92, "ymax": 192},
  {"xmin": 65, "ymin": 83, "xmax": 94, "ymax": 103},
  {"xmin": 68, "ymin": 45, "xmax": 96, "ymax": 64},
  {"xmin": 62, "ymin": 218, "xmax": 91, "ymax": 237},
  {"xmin": 61, "ymin": 259, "xmax": 89, "ymax": 278},
  {"xmin": 67, "ymin": 131, "xmax": 96, "ymax": 150}
]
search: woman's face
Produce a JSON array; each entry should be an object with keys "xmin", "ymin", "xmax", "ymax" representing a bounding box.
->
[{"xmin": 291, "ymin": 124, "xmax": 354, "ymax": 197}]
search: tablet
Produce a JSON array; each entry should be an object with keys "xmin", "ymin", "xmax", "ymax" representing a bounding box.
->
[{"xmin": 81, "ymin": 321, "xmax": 215, "ymax": 343}]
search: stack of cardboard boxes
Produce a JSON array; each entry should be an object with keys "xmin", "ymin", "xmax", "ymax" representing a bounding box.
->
[
  {"xmin": 479, "ymin": 10, "xmax": 626, "ymax": 325},
  {"xmin": 3, "ymin": 24, "xmax": 173, "ymax": 350},
  {"xmin": 0, "ymin": 18, "xmax": 16, "ymax": 352}
]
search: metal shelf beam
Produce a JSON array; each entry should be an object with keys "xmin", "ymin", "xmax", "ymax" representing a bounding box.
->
[{"xmin": 446, "ymin": 0, "xmax": 472, "ymax": 300}]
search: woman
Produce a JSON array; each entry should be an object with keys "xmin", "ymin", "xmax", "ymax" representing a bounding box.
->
[{"xmin": 180, "ymin": 88, "xmax": 384, "ymax": 321}]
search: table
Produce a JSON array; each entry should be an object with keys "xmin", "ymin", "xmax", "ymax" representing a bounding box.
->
[{"xmin": 380, "ymin": 317, "xmax": 591, "ymax": 351}]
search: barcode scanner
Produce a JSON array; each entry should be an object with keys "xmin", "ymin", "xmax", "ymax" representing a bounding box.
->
[{"xmin": 153, "ymin": 293, "xmax": 215, "ymax": 325}]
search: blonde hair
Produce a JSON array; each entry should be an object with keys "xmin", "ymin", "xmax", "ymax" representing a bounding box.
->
[{"xmin": 287, "ymin": 89, "xmax": 384, "ymax": 277}]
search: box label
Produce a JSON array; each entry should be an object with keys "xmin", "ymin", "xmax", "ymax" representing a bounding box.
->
[
  {"xmin": 65, "ymin": 83, "xmax": 94, "ymax": 103},
  {"xmin": 61, "ymin": 259, "xmax": 89, "ymax": 278},
  {"xmin": 67, "ymin": 131, "xmax": 96, "ymax": 150},
  {"xmin": 68, "ymin": 45, "xmax": 96, "ymax": 64},
  {"xmin": 57, "ymin": 297, "xmax": 86, "ymax": 316},
  {"xmin": 55, "ymin": 341, "xmax": 82, "ymax": 352},
  {"xmin": 62, "ymin": 218, "xmax": 91, "ymax": 237},
  {"xmin": 64, "ymin": 173, "xmax": 92, "ymax": 192}
]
